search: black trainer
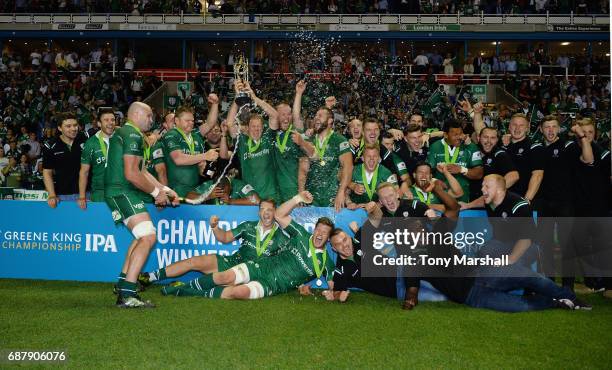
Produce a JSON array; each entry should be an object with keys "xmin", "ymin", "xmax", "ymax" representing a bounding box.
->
[
  {"xmin": 554, "ymin": 298, "xmax": 574, "ymax": 310},
  {"xmin": 137, "ymin": 272, "xmax": 154, "ymax": 290},
  {"xmin": 571, "ymin": 298, "xmax": 592, "ymax": 311},
  {"xmin": 116, "ymin": 294, "xmax": 156, "ymax": 309}
]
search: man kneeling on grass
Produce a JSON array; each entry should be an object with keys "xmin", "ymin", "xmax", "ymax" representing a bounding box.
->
[
  {"xmin": 138, "ymin": 199, "xmax": 287, "ymax": 290},
  {"xmin": 160, "ymin": 191, "xmax": 336, "ymax": 299}
]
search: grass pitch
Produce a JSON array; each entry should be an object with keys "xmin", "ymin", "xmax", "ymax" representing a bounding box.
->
[{"xmin": 0, "ymin": 279, "xmax": 611, "ymax": 369}]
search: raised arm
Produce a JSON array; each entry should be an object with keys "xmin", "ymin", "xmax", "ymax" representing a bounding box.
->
[
  {"xmin": 209, "ymin": 215, "xmax": 236, "ymax": 244},
  {"xmin": 275, "ymin": 190, "xmax": 313, "ymax": 229},
  {"xmin": 199, "ymin": 93, "xmax": 220, "ymax": 137},
  {"xmin": 572, "ymin": 124, "xmax": 594, "ymax": 164},
  {"xmin": 219, "ymin": 123, "xmax": 231, "ymax": 160},
  {"xmin": 293, "ymin": 80, "xmax": 306, "ymax": 130},
  {"xmin": 298, "ymin": 156, "xmax": 310, "ymax": 192},
  {"xmin": 225, "ymin": 101, "xmax": 240, "ymax": 139},
  {"xmin": 244, "ymin": 81, "xmax": 279, "ymax": 130},
  {"xmin": 335, "ymin": 152, "xmax": 353, "ymax": 212},
  {"xmin": 431, "ymin": 179, "xmax": 460, "ymax": 220}
]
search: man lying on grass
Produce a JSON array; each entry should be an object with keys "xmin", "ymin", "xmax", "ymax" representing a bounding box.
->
[
  {"xmin": 160, "ymin": 191, "xmax": 335, "ymax": 299},
  {"xmin": 138, "ymin": 199, "xmax": 288, "ymax": 291}
]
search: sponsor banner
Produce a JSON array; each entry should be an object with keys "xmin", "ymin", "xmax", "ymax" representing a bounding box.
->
[
  {"xmin": 548, "ymin": 24, "xmax": 609, "ymax": 32},
  {"xmin": 401, "ymin": 24, "xmax": 461, "ymax": 32},
  {"xmin": 0, "ymin": 201, "xmax": 509, "ymax": 300},
  {"xmin": 0, "ymin": 201, "xmax": 335, "ymax": 283},
  {"xmin": 119, "ymin": 24, "xmax": 177, "ymax": 31},
  {"xmin": 52, "ymin": 23, "xmax": 109, "ymax": 31},
  {"xmin": 14, "ymin": 189, "xmax": 48, "ymax": 201},
  {"xmin": 328, "ymin": 24, "xmax": 389, "ymax": 31},
  {"xmin": 470, "ymin": 84, "xmax": 487, "ymax": 101},
  {"xmin": 257, "ymin": 24, "xmax": 316, "ymax": 31}
]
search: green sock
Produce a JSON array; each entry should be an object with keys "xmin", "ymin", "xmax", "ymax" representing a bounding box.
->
[
  {"xmin": 207, "ymin": 286, "xmax": 225, "ymax": 299},
  {"xmin": 191, "ymin": 274, "xmax": 216, "ymax": 291},
  {"xmin": 117, "ymin": 272, "xmax": 127, "ymax": 284},
  {"xmin": 119, "ymin": 281, "xmax": 138, "ymax": 297},
  {"xmin": 157, "ymin": 268, "xmax": 167, "ymax": 281}
]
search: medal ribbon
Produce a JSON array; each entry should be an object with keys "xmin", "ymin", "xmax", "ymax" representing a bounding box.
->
[
  {"xmin": 247, "ymin": 136, "xmax": 261, "ymax": 153},
  {"xmin": 413, "ymin": 185, "xmax": 432, "ymax": 205},
  {"xmin": 256, "ymin": 224, "xmax": 277, "ymax": 257},
  {"xmin": 276, "ymin": 124, "xmax": 293, "ymax": 153},
  {"xmin": 314, "ymin": 130, "xmax": 333, "ymax": 161},
  {"xmin": 309, "ymin": 237, "xmax": 327, "ymax": 279},
  {"xmin": 176, "ymin": 127, "xmax": 195, "ymax": 155},
  {"xmin": 361, "ymin": 164, "xmax": 379, "ymax": 201},
  {"xmin": 443, "ymin": 141, "xmax": 460, "ymax": 164},
  {"xmin": 97, "ymin": 132, "xmax": 108, "ymax": 160},
  {"xmin": 355, "ymin": 138, "xmax": 365, "ymax": 158}
]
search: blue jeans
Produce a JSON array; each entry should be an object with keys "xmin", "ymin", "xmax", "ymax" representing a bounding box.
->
[
  {"xmin": 478, "ymin": 239, "xmax": 538, "ymax": 268},
  {"xmin": 464, "ymin": 264, "xmax": 576, "ymax": 313}
]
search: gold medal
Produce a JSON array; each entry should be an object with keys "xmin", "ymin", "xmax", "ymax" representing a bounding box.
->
[{"xmin": 320, "ymin": 160, "xmax": 326, "ymax": 166}]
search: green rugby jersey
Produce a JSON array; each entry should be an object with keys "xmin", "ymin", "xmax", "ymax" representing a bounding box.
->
[
  {"xmin": 80, "ymin": 131, "xmax": 109, "ymax": 195},
  {"xmin": 427, "ymin": 139, "xmax": 482, "ymax": 202},
  {"xmin": 104, "ymin": 122, "xmax": 147, "ymax": 198},
  {"xmin": 236, "ymin": 129, "xmax": 278, "ymax": 200},
  {"xmin": 162, "ymin": 127, "xmax": 206, "ymax": 197},
  {"xmin": 350, "ymin": 163, "xmax": 396, "ymax": 204},
  {"xmin": 230, "ymin": 220, "xmax": 289, "ymax": 260}
]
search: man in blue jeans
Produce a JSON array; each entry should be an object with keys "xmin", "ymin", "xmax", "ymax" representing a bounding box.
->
[{"xmin": 399, "ymin": 176, "xmax": 592, "ymax": 312}]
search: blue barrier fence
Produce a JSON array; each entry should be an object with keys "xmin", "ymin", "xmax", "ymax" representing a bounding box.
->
[{"xmin": 0, "ymin": 201, "xmax": 490, "ymax": 300}]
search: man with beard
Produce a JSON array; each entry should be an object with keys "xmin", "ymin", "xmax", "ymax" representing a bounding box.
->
[
  {"xmin": 139, "ymin": 199, "xmax": 286, "ymax": 289},
  {"xmin": 221, "ymin": 81, "xmax": 280, "ymax": 201},
  {"xmin": 78, "ymin": 108, "xmax": 116, "ymax": 208},
  {"xmin": 500, "ymin": 113, "xmax": 545, "ymax": 207},
  {"xmin": 161, "ymin": 191, "xmax": 336, "ymax": 300},
  {"xmin": 427, "ymin": 119, "xmax": 483, "ymax": 202},
  {"xmin": 409, "ymin": 162, "xmax": 463, "ymax": 213},
  {"xmin": 197, "ymin": 94, "xmax": 231, "ymax": 183},
  {"xmin": 273, "ymin": 80, "xmax": 314, "ymax": 203},
  {"xmin": 299, "ymin": 107, "xmax": 352, "ymax": 211},
  {"xmin": 461, "ymin": 127, "xmax": 519, "ymax": 204}
]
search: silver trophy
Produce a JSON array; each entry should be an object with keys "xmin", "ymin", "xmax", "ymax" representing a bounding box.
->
[{"xmin": 233, "ymin": 54, "xmax": 252, "ymax": 107}]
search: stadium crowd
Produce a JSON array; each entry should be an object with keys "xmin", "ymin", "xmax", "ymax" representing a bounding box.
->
[
  {"xmin": 1, "ymin": 0, "xmax": 609, "ymax": 15},
  {"xmin": 0, "ymin": 45, "xmax": 610, "ymax": 191}
]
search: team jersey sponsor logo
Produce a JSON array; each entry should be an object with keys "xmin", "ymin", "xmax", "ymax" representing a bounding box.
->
[
  {"xmin": 472, "ymin": 151, "xmax": 482, "ymax": 161},
  {"xmin": 397, "ymin": 162, "xmax": 407, "ymax": 171},
  {"xmin": 339, "ymin": 141, "xmax": 350, "ymax": 151},
  {"xmin": 153, "ymin": 148, "xmax": 164, "ymax": 159},
  {"xmin": 241, "ymin": 184, "xmax": 254, "ymax": 194}
]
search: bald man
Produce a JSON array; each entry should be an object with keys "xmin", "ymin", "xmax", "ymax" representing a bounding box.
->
[
  {"xmin": 478, "ymin": 174, "xmax": 536, "ymax": 266},
  {"xmin": 105, "ymin": 102, "xmax": 180, "ymax": 308}
]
